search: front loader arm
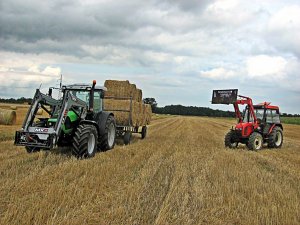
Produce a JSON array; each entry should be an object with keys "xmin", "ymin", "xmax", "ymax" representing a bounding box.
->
[
  {"xmin": 23, "ymin": 89, "xmax": 60, "ymax": 131},
  {"xmin": 54, "ymin": 91, "xmax": 88, "ymax": 139},
  {"xmin": 235, "ymin": 95, "xmax": 257, "ymax": 123}
]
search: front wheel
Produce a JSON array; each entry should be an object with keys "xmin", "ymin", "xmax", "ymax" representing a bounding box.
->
[
  {"xmin": 72, "ymin": 124, "xmax": 98, "ymax": 158},
  {"xmin": 224, "ymin": 130, "xmax": 238, "ymax": 148},
  {"xmin": 25, "ymin": 146, "xmax": 40, "ymax": 153},
  {"xmin": 247, "ymin": 132, "xmax": 263, "ymax": 150}
]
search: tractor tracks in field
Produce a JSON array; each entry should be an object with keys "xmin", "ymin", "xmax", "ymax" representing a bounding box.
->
[{"xmin": 125, "ymin": 116, "xmax": 222, "ymax": 224}]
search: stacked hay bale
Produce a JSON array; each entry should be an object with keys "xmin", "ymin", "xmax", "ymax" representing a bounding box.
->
[
  {"xmin": 103, "ymin": 80, "xmax": 151, "ymax": 126},
  {"xmin": 144, "ymin": 104, "xmax": 152, "ymax": 124},
  {"xmin": 0, "ymin": 109, "xmax": 17, "ymax": 125},
  {"xmin": 10, "ymin": 106, "xmax": 18, "ymax": 110}
]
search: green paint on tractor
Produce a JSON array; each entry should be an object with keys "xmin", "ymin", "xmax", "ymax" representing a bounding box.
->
[{"xmin": 48, "ymin": 111, "xmax": 78, "ymax": 134}]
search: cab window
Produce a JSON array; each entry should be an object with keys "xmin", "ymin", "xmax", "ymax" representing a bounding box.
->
[
  {"xmin": 266, "ymin": 109, "xmax": 280, "ymax": 123},
  {"xmin": 266, "ymin": 110, "xmax": 273, "ymax": 123},
  {"xmin": 272, "ymin": 110, "xmax": 280, "ymax": 123}
]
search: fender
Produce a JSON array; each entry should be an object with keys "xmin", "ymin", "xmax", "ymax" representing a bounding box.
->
[
  {"xmin": 79, "ymin": 120, "xmax": 100, "ymax": 134},
  {"xmin": 96, "ymin": 111, "xmax": 115, "ymax": 136},
  {"xmin": 268, "ymin": 124, "xmax": 283, "ymax": 134}
]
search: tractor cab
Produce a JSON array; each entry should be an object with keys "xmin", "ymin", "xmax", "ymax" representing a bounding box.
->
[
  {"xmin": 239, "ymin": 103, "xmax": 282, "ymax": 135},
  {"xmin": 46, "ymin": 81, "xmax": 107, "ymax": 132},
  {"xmin": 61, "ymin": 81, "xmax": 107, "ymax": 114}
]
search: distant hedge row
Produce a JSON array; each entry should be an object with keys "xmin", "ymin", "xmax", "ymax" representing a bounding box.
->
[
  {"xmin": 0, "ymin": 97, "xmax": 32, "ymax": 104},
  {"xmin": 153, "ymin": 105, "xmax": 235, "ymax": 117}
]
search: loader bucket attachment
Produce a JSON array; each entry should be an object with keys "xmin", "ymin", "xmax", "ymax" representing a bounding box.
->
[{"xmin": 212, "ymin": 89, "xmax": 238, "ymax": 104}]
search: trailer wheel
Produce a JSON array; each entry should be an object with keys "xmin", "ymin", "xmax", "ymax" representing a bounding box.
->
[
  {"xmin": 124, "ymin": 131, "xmax": 132, "ymax": 145},
  {"xmin": 247, "ymin": 132, "xmax": 263, "ymax": 150},
  {"xmin": 72, "ymin": 124, "xmax": 98, "ymax": 158},
  {"xmin": 268, "ymin": 127, "xmax": 283, "ymax": 148},
  {"xmin": 141, "ymin": 126, "xmax": 147, "ymax": 139},
  {"xmin": 99, "ymin": 115, "xmax": 116, "ymax": 151},
  {"xmin": 25, "ymin": 146, "xmax": 40, "ymax": 153}
]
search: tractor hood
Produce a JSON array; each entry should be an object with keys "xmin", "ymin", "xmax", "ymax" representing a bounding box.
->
[{"xmin": 235, "ymin": 122, "xmax": 254, "ymax": 137}]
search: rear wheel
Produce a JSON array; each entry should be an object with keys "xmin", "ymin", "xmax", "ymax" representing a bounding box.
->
[
  {"xmin": 224, "ymin": 130, "xmax": 238, "ymax": 148},
  {"xmin": 99, "ymin": 115, "xmax": 116, "ymax": 151},
  {"xmin": 141, "ymin": 126, "xmax": 147, "ymax": 139},
  {"xmin": 247, "ymin": 132, "xmax": 263, "ymax": 150},
  {"xmin": 25, "ymin": 146, "xmax": 40, "ymax": 153},
  {"xmin": 72, "ymin": 124, "xmax": 98, "ymax": 158},
  {"xmin": 268, "ymin": 127, "xmax": 283, "ymax": 148}
]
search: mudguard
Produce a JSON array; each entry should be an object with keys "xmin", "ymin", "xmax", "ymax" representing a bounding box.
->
[{"xmin": 96, "ymin": 111, "xmax": 115, "ymax": 136}]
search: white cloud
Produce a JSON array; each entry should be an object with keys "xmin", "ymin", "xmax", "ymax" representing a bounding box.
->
[
  {"xmin": 268, "ymin": 5, "xmax": 300, "ymax": 31},
  {"xmin": 42, "ymin": 66, "xmax": 61, "ymax": 76},
  {"xmin": 266, "ymin": 5, "xmax": 300, "ymax": 56},
  {"xmin": 246, "ymin": 55, "xmax": 287, "ymax": 77},
  {"xmin": 200, "ymin": 67, "xmax": 236, "ymax": 80}
]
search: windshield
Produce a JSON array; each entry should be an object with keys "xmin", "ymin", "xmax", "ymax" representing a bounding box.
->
[
  {"xmin": 72, "ymin": 91, "xmax": 90, "ymax": 104},
  {"xmin": 243, "ymin": 108, "xmax": 264, "ymax": 122},
  {"xmin": 255, "ymin": 109, "xmax": 264, "ymax": 120}
]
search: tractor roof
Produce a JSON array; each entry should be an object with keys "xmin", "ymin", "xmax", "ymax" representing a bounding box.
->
[
  {"xmin": 63, "ymin": 84, "xmax": 107, "ymax": 91},
  {"xmin": 254, "ymin": 102, "xmax": 279, "ymax": 110}
]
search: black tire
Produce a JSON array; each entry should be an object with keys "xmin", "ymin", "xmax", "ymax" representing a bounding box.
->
[
  {"xmin": 99, "ymin": 115, "xmax": 116, "ymax": 151},
  {"xmin": 224, "ymin": 130, "xmax": 238, "ymax": 148},
  {"xmin": 72, "ymin": 124, "xmax": 98, "ymax": 158},
  {"xmin": 247, "ymin": 132, "xmax": 263, "ymax": 150},
  {"xmin": 123, "ymin": 131, "xmax": 132, "ymax": 145},
  {"xmin": 141, "ymin": 126, "xmax": 147, "ymax": 139},
  {"xmin": 25, "ymin": 146, "xmax": 40, "ymax": 153},
  {"xmin": 268, "ymin": 127, "xmax": 283, "ymax": 148}
]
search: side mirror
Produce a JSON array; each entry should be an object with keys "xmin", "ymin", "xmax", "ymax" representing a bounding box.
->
[{"xmin": 48, "ymin": 88, "xmax": 52, "ymax": 97}]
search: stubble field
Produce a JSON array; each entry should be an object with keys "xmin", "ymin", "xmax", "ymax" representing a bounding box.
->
[{"xmin": 0, "ymin": 105, "xmax": 299, "ymax": 224}]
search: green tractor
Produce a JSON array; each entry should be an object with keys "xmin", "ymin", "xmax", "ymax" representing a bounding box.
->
[{"xmin": 15, "ymin": 80, "xmax": 116, "ymax": 158}]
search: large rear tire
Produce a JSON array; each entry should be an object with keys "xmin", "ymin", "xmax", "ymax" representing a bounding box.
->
[
  {"xmin": 224, "ymin": 130, "xmax": 238, "ymax": 148},
  {"xmin": 268, "ymin": 127, "xmax": 283, "ymax": 148},
  {"xmin": 247, "ymin": 132, "xmax": 263, "ymax": 150},
  {"xmin": 99, "ymin": 115, "xmax": 116, "ymax": 151},
  {"xmin": 72, "ymin": 124, "xmax": 98, "ymax": 158}
]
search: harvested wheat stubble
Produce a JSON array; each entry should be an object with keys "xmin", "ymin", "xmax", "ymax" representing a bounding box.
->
[
  {"xmin": 103, "ymin": 99, "xmax": 145, "ymax": 126},
  {"xmin": 104, "ymin": 80, "xmax": 142, "ymax": 102},
  {"xmin": 0, "ymin": 109, "xmax": 17, "ymax": 125}
]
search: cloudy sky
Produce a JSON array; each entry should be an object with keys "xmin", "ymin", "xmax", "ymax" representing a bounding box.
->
[{"xmin": 1, "ymin": 0, "xmax": 300, "ymax": 113}]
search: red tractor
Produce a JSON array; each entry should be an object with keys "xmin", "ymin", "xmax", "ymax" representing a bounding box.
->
[{"xmin": 212, "ymin": 90, "xmax": 283, "ymax": 150}]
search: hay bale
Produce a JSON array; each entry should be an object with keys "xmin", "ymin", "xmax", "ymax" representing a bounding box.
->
[
  {"xmin": 104, "ymin": 80, "xmax": 132, "ymax": 99},
  {"xmin": 135, "ymin": 89, "xmax": 143, "ymax": 102},
  {"xmin": 0, "ymin": 109, "xmax": 17, "ymax": 125},
  {"xmin": 10, "ymin": 106, "xmax": 17, "ymax": 110},
  {"xmin": 103, "ymin": 99, "xmax": 145, "ymax": 126},
  {"xmin": 144, "ymin": 104, "xmax": 152, "ymax": 125},
  {"xmin": 36, "ymin": 109, "xmax": 43, "ymax": 115},
  {"xmin": 104, "ymin": 80, "xmax": 143, "ymax": 102}
]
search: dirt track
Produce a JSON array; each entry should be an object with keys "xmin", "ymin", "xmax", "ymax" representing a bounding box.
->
[{"xmin": 0, "ymin": 116, "xmax": 299, "ymax": 224}]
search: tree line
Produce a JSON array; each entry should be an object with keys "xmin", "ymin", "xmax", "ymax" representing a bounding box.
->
[
  {"xmin": 0, "ymin": 97, "xmax": 32, "ymax": 104},
  {"xmin": 143, "ymin": 98, "xmax": 300, "ymax": 118}
]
